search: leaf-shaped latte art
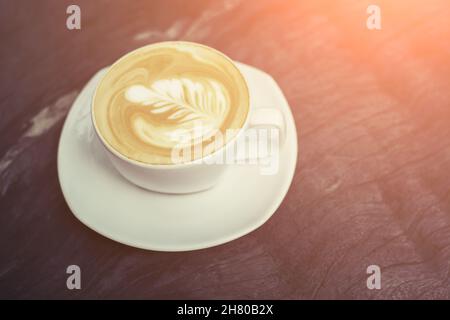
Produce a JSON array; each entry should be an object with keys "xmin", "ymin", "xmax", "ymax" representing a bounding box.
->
[{"xmin": 125, "ymin": 78, "xmax": 229, "ymax": 126}]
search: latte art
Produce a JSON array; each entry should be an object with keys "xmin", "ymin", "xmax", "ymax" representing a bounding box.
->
[
  {"xmin": 124, "ymin": 77, "xmax": 229, "ymax": 147},
  {"xmin": 92, "ymin": 42, "xmax": 249, "ymax": 165}
]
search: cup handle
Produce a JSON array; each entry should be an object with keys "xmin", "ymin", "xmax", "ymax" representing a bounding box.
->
[
  {"xmin": 248, "ymin": 107, "xmax": 285, "ymax": 144},
  {"xmin": 234, "ymin": 107, "xmax": 285, "ymax": 163}
]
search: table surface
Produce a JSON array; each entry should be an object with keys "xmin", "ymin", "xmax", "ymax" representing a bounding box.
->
[{"xmin": 1, "ymin": 0, "xmax": 450, "ymax": 299}]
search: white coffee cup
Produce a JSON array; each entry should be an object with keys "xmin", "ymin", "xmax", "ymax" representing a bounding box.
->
[{"xmin": 91, "ymin": 42, "xmax": 285, "ymax": 194}]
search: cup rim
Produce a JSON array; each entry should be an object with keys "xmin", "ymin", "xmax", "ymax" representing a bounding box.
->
[{"xmin": 91, "ymin": 41, "xmax": 250, "ymax": 170}]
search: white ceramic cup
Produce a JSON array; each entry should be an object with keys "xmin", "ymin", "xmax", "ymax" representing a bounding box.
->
[{"xmin": 91, "ymin": 42, "xmax": 285, "ymax": 194}]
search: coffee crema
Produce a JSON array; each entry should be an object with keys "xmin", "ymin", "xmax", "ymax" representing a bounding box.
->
[{"xmin": 92, "ymin": 42, "xmax": 249, "ymax": 165}]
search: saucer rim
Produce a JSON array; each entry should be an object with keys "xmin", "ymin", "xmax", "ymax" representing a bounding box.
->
[{"xmin": 57, "ymin": 62, "xmax": 298, "ymax": 252}]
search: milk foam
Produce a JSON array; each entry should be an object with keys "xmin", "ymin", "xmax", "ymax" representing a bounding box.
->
[
  {"xmin": 92, "ymin": 42, "xmax": 249, "ymax": 165},
  {"xmin": 125, "ymin": 77, "xmax": 229, "ymax": 148}
]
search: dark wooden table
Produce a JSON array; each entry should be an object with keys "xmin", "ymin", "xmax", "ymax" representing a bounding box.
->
[{"xmin": 1, "ymin": 0, "xmax": 450, "ymax": 299}]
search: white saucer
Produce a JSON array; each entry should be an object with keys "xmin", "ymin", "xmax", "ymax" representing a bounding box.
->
[{"xmin": 57, "ymin": 62, "xmax": 298, "ymax": 252}]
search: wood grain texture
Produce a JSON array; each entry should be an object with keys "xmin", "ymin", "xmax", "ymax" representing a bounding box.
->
[{"xmin": 0, "ymin": 0, "xmax": 450, "ymax": 299}]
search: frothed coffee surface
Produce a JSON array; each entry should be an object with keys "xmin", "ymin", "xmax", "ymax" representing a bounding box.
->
[{"xmin": 92, "ymin": 42, "xmax": 249, "ymax": 165}]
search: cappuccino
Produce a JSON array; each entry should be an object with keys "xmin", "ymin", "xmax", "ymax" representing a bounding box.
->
[{"xmin": 92, "ymin": 42, "xmax": 249, "ymax": 165}]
